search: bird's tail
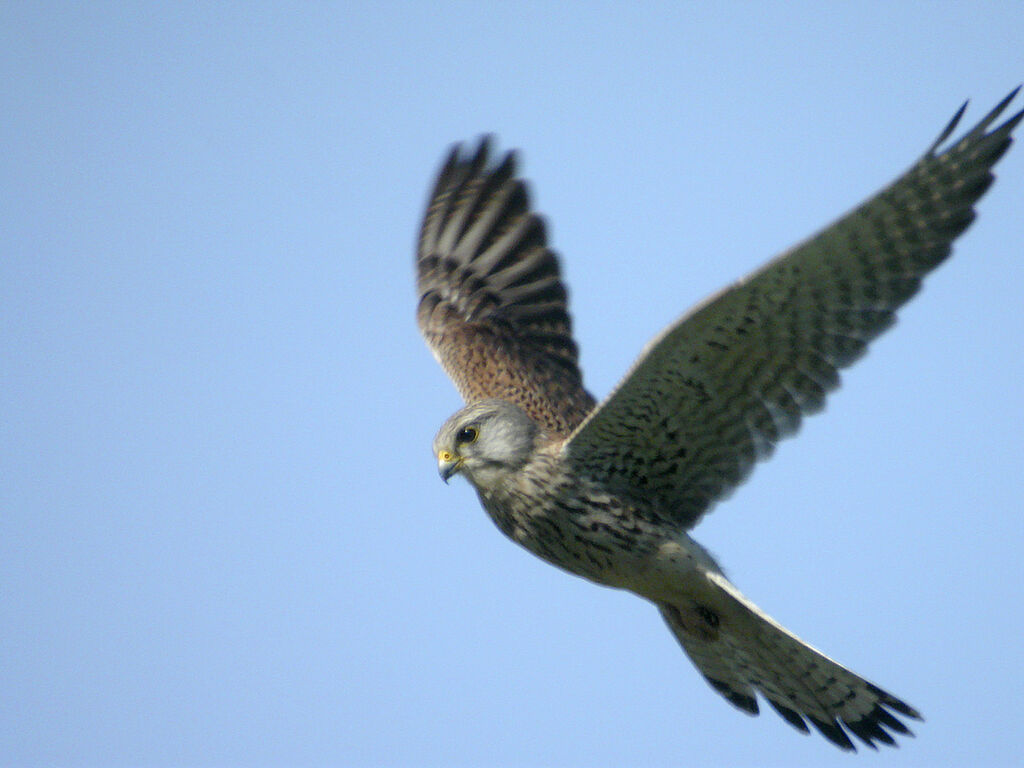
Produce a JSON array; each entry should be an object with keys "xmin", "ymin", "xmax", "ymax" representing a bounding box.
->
[{"xmin": 657, "ymin": 573, "xmax": 921, "ymax": 751}]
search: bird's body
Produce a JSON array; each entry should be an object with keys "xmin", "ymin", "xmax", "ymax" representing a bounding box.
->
[
  {"xmin": 416, "ymin": 90, "xmax": 1022, "ymax": 751},
  {"xmin": 433, "ymin": 398, "xmax": 917, "ymax": 748},
  {"xmin": 467, "ymin": 427, "xmax": 703, "ymax": 593},
  {"xmin": 436, "ymin": 402, "xmax": 710, "ymax": 594},
  {"xmin": 471, "ymin": 437, "xmax": 725, "ymax": 630}
]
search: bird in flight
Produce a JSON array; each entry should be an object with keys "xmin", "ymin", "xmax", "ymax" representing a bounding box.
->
[{"xmin": 414, "ymin": 89, "xmax": 1021, "ymax": 751}]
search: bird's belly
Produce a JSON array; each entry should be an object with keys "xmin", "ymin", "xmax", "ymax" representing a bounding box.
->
[{"xmin": 479, "ymin": 484, "xmax": 708, "ymax": 595}]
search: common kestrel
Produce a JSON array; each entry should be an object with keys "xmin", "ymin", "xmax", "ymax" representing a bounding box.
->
[{"xmin": 415, "ymin": 90, "xmax": 1021, "ymax": 750}]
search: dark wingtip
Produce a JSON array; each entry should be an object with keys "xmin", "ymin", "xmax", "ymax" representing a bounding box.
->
[
  {"xmin": 873, "ymin": 704, "xmax": 916, "ymax": 736},
  {"xmin": 928, "ymin": 99, "xmax": 969, "ymax": 155},
  {"xmin": 966, "ymin": 85, "xmax": 1023, "ymax": 143},
  {"xmin": 767, "ymin": 699, "xmax": 810, "ymax": 734},
  {"xmin": 466, "ymin": 135, "xmax": 492, "ymax": 176},
  {"xmin": 454, "ymin": 135, "xmax": 521, "ymax": 182},
  {"xmin": 1001, "ymin": 104, "xmax": 1024, "ymax": 139},
  {"xmin": 807, "ymin": 715, "xmax": 857, "ymax": 752},
  {"xmin": 928, "ymin": 86, "xmax": 1023, "ymax": 156},
  {"xmin": 440, "ymin": 135, "xmax": 495, "ymax": 175},
  {"xmin": 985, "ymin": 85, "xmax": 1022, "ymax": 124},
  {"xmin": 845, "ymin": 711, "xmax": 895, "ymax": 749},
  {"xmin": 441, "ymin": 142, "xmax": 461, "ymax": 172},
  {"xmin": 704, "ymin": 676, "xmax": 759, "ymax": 715},
  {"xmin": 434, "ymin": 136, "xmax": 494, "ymax": 198},
  {"xmin": 867, "ymin": 682, "xmax": 922, "ymax": 720}
]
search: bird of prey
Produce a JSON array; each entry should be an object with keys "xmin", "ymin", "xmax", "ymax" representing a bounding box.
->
[{"xmin": 414, "ymin": 90, "xmax": 1021, "ymax": 751}]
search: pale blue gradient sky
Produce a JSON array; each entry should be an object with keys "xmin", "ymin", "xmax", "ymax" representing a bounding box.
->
[{"xmin": 3, "ymin": 3, "xmax": 1023, "ymax": 766}]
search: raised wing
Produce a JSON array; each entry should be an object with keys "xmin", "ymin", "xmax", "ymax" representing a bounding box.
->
[
  {"xmin": 565, "ymin": 89, "xmax": 1022, "ymax": 528},
  {"xmin": 417, "ymin": 138, "xmax": 596, "ymax": 436}
]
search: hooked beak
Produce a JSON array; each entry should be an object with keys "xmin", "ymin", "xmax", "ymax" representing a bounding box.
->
[{"xmin": 437, "ymin": 450, "xmax": 463, "ymax": 483}]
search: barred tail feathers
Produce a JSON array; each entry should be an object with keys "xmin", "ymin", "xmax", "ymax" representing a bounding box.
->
[{"xmin": 658, "ymin": 574, "xmax": 921, "ymax": 751}]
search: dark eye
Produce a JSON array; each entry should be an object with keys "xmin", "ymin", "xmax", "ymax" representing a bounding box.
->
[{"xmin": 456, "ymin": 426, "xmax": 478, "ymax": 444}]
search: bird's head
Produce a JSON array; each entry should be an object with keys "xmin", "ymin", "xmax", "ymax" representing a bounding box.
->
[{"xmin": 432, "ymin": 399, "xmax": 539, "ymax": 490}]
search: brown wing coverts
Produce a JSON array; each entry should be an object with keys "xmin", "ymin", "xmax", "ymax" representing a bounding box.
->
[
  {"xmin": 566, "ymin": 89, "xmax": 1022, "ymax": 528},
  {"xmin": 417, "ymin": 138, "xmax": 596, "ymax": 436}
]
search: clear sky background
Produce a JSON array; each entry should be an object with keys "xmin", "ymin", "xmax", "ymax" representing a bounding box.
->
[{"xmin": 3, "ymin": 3, "xmax": 1023, "ymax": 767}]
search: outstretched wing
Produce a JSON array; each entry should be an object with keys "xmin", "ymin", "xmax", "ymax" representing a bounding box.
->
[
  {"xmin": 417, "ymin": 138, "xmax": 596, "ymax": 436},
  {"xmin": 565, "ymin": 89, "xmax": 1022, "ymax": 528}
]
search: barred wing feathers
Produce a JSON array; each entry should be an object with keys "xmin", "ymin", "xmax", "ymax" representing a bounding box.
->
[
  {"xmin": 417, "ymin": 138, "xmax": 596, "ymax": 436},
  {"xmin": 565, "ymin": 90, "xmax": 1022, "ymax": 528}
]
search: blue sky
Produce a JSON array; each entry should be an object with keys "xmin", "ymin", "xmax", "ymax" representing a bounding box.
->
[{"xmin": 3, "ymin": 3, "xmax": 1023, "ymax": 766}]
